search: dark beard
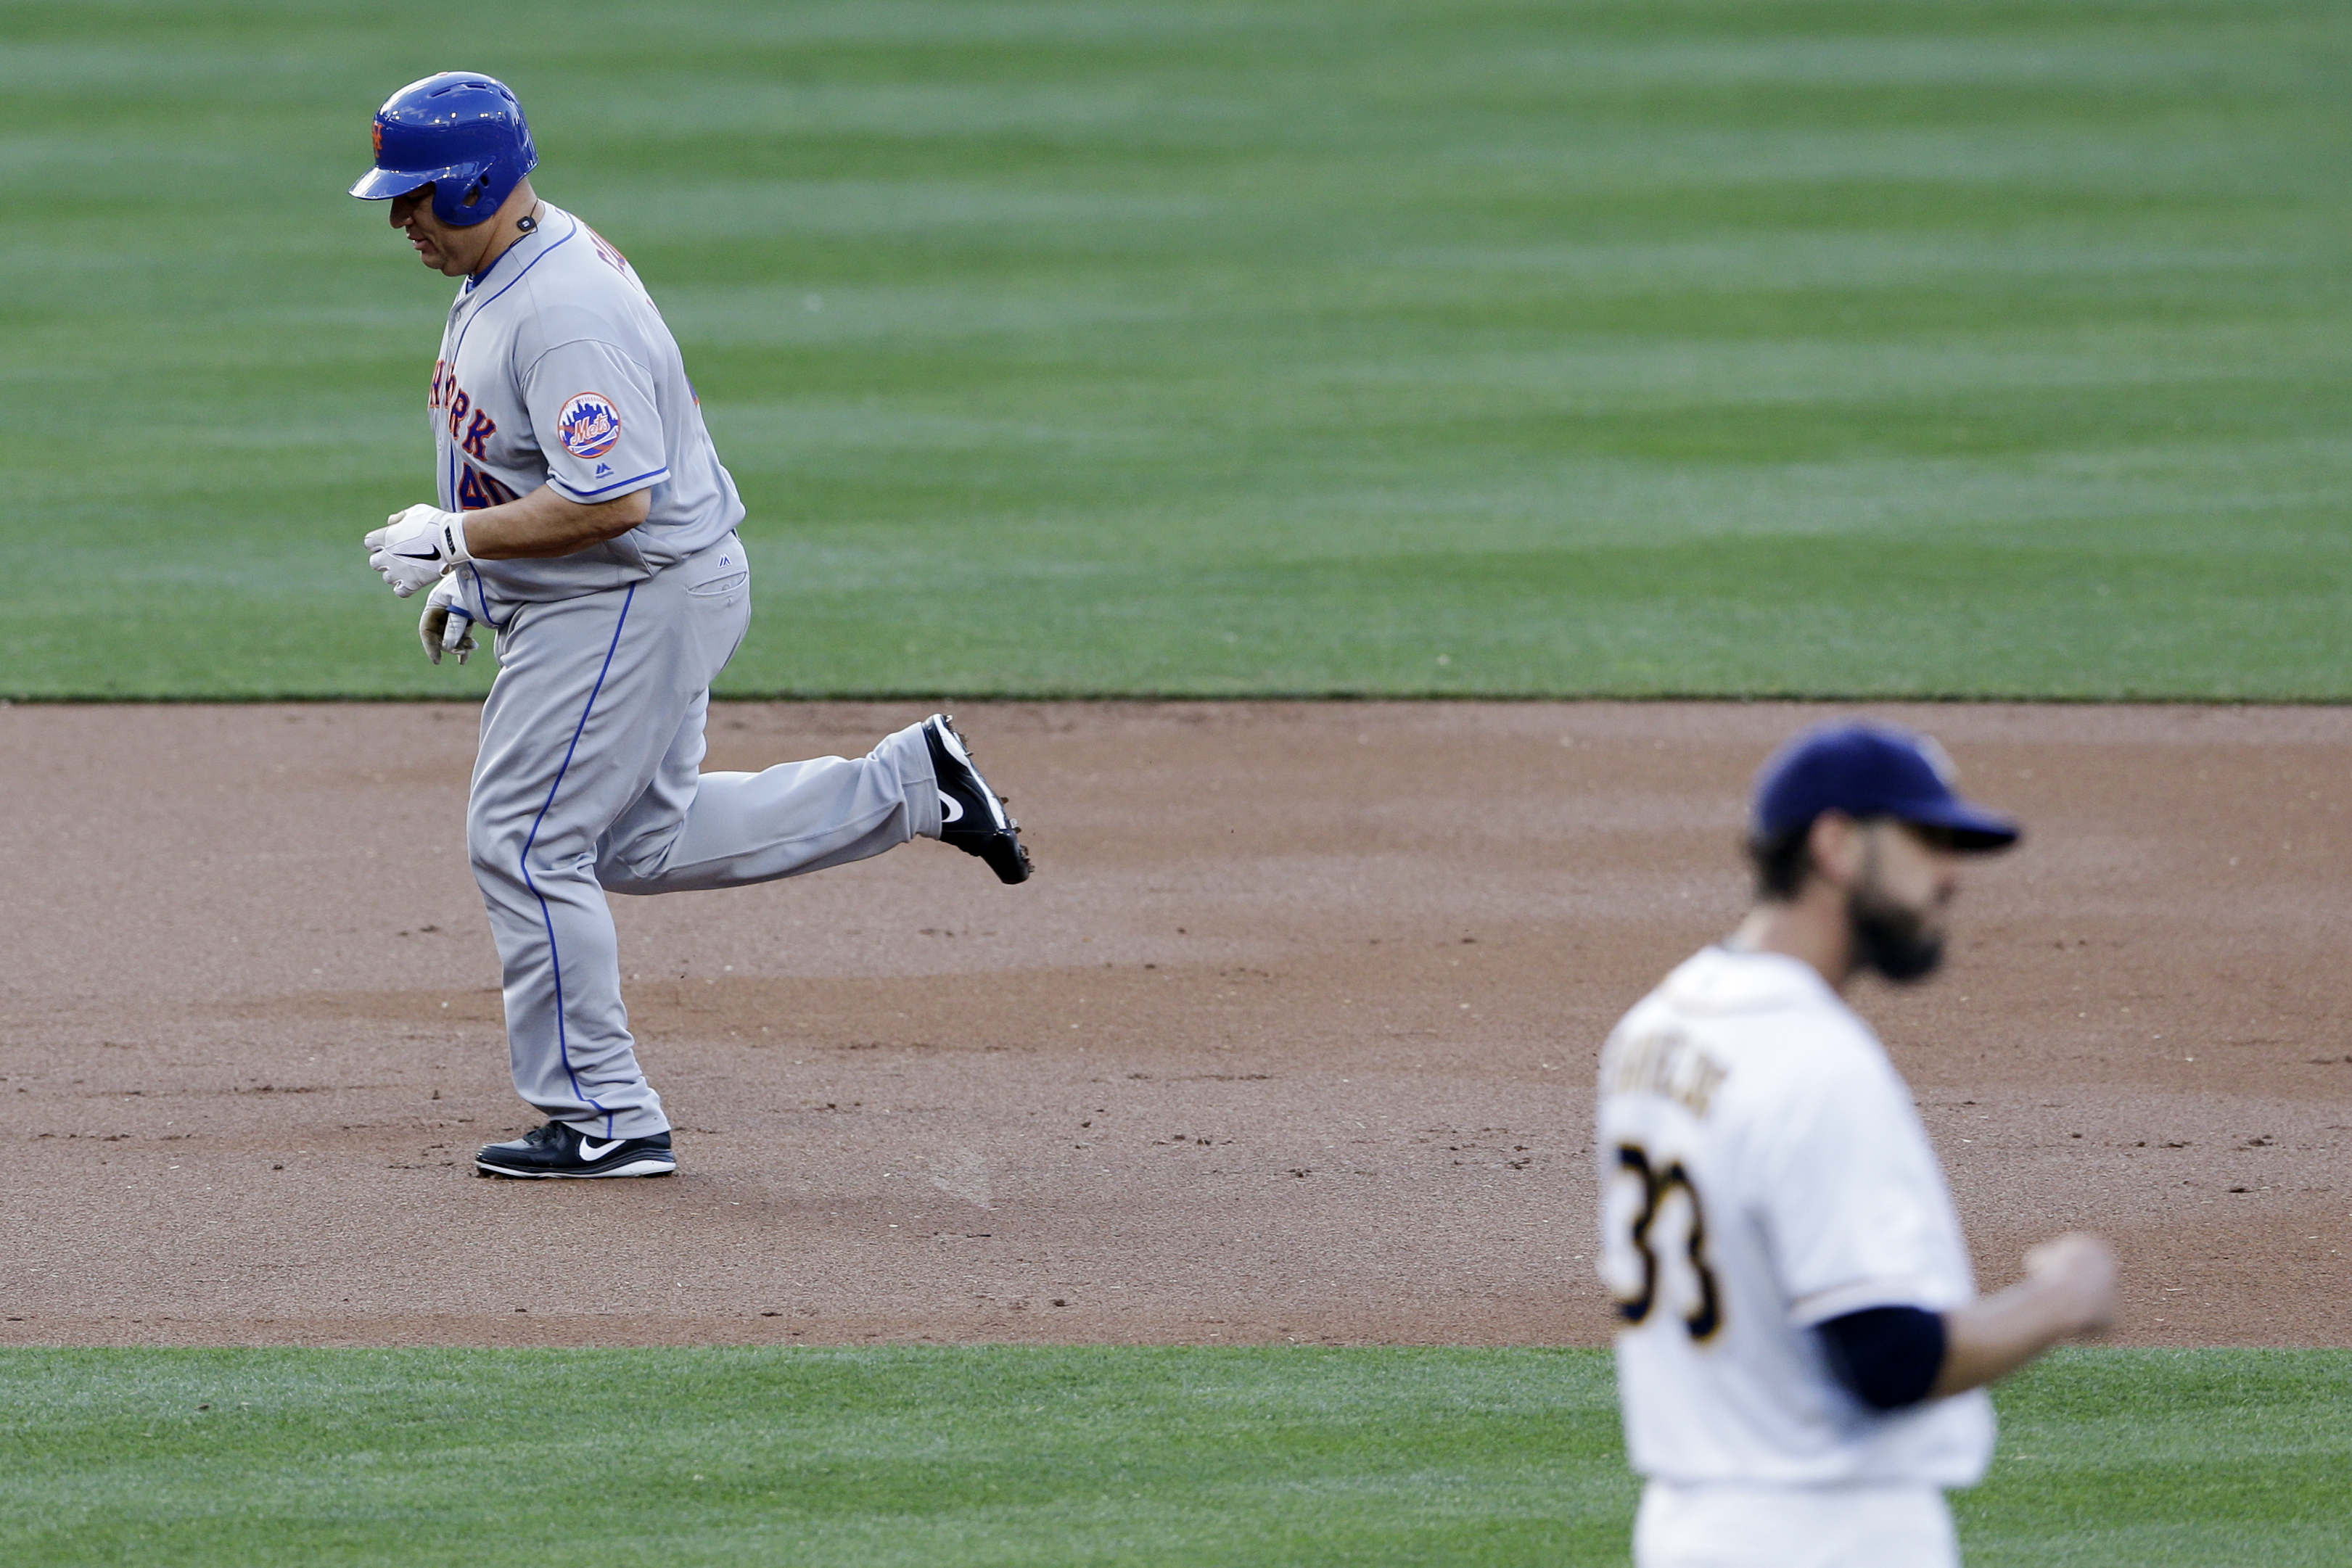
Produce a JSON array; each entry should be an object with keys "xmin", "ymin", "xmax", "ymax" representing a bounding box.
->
[{"xmin": 1849, "ymin": 887, "xmax": 1944, "ymax": 983}]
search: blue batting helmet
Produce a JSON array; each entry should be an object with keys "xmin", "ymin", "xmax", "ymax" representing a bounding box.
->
[{"xmin": 350, "ymin": 73, "xmax": 538, "ymax": 228}]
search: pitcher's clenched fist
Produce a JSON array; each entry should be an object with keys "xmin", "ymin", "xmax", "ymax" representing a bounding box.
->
[{"xmin": 2021, "ymin": 1231, "xmax": 2121, "ymax": 1337}]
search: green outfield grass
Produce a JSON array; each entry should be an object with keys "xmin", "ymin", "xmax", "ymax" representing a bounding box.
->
[
  {"xmin": 3, "ymin": 0, "xmax": 2349, "ymax": 699},
  {"xmin": 0, "ymin": 1347, "xmax": 2343, "ymax": 1565}
]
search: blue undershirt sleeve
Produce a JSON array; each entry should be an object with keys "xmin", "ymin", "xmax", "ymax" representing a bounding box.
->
[{"xmin": 1817, "ymin": 1305, "xmax": 1948, "ymax": 1411}]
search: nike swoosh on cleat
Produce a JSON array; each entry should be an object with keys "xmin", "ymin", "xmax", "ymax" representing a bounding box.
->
[
  {"xmin": 939, "ymin": 791, "xmax": 964, "ymax": 824},
  {"xmin": 577, "ymin": 1136, "xmax": 623, "ymax": 1160}
]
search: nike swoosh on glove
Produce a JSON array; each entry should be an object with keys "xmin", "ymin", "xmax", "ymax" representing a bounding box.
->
[{"xmin": 365, "ymin": 505, "xmax": 472, "ymax": 598}]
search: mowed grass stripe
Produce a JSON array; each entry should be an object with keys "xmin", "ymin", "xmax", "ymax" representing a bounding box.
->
[
  {"xmin": 3, "ymin": 1346, "xmax": 1629, "ymax": 1566},
  {"xmin": 1, "ymin": 0, "xmax": 2346, "ymax": 698},
  {"xmin": 0, "ymin": 1348, "xmax": 2345, "ymax": 1565}
]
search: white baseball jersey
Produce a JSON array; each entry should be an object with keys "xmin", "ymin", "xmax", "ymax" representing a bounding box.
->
[
  {"xmin": 424, "ymin": 202, "xmax": 744, "ymax": 607},
  {"xmin": 1595, "ymin": 946, "xmax": 1994, "ymax": 1488}
]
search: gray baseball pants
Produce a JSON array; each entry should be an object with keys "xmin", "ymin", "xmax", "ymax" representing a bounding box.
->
[{"xmin": 466, "ymin": 532, "xmax": 942, "ymax": 1141}]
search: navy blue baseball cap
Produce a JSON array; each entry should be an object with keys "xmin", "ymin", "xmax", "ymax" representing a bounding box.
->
[{"xmin": 1753, "ymin": 721, "xmax": 2019, "ymax": 851}]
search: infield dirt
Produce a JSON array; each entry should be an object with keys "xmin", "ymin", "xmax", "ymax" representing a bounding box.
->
[{"xmin": 2, "ymin": 701, "xmax": 2345, "ymax": 1348}]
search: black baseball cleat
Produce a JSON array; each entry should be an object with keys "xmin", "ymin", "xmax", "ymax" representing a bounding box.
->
[
  {"xmin": 474, "ymin": 1121, "xmax": 676, "ymax": 1179},
  {"xmin": 924, "ymin": 714, "xmax": 1032, "ymax": 884}
]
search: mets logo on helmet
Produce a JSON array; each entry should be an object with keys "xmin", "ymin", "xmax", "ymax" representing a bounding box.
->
[{"xmin": 558, "ymin": 392, "xmax": 622, "ymax": 460}]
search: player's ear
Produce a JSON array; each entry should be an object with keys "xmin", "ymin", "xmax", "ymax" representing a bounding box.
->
[{"xmin": 1807, "ymin": 811, "xmax": 1864, "ymax": 888}]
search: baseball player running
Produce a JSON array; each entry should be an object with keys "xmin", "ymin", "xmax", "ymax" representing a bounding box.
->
[
  {"xmin": 1595, "ymin": 721, "xmax": 2118, "ymax": 1567},
  {"xmin": 350, "ymin": 73, "xmax": 1030, "ymax": 1181}
]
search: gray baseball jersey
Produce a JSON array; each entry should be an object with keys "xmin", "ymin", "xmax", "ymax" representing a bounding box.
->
[{"xmin": 427, "ymin": 202, "xmax": 742, "ymax": 612}]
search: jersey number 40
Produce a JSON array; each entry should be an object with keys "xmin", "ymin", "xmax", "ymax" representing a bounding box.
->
[
  {"xmin": 458, "ymin": 464, "xmax": 521, "ymax": 511},
  {"xmin": 1606, "ymin": 1142, "xmax": 1724, "ymax": 1341}
]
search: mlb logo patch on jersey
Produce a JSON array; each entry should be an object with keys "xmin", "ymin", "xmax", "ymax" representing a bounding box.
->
[{"xmin": 558, "ymin": 392, "xmax": 623, "ymax": 460}]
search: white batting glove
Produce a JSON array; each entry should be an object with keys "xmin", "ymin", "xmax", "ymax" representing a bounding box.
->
[
  {"xmin": 364, "ymin": 504, "xmax": 472, "ymax": 598},
  {"xmin": 417, "ymin": 576, "xmax": 477, "ymax": 666}
]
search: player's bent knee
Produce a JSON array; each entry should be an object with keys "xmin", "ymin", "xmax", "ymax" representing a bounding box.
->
[
  {"xmin": 465, "ymin": 814, "xmax": 534, "ymax": 883},
  {"xmin": 593, "ymin": 861, "xmax": 659, "ymax": 896}
]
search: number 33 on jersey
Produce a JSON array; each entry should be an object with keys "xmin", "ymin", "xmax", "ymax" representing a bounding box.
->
[{"xmin": 1602, "ymin": 1017, "xmax": 1727, "ymax": 1340}]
